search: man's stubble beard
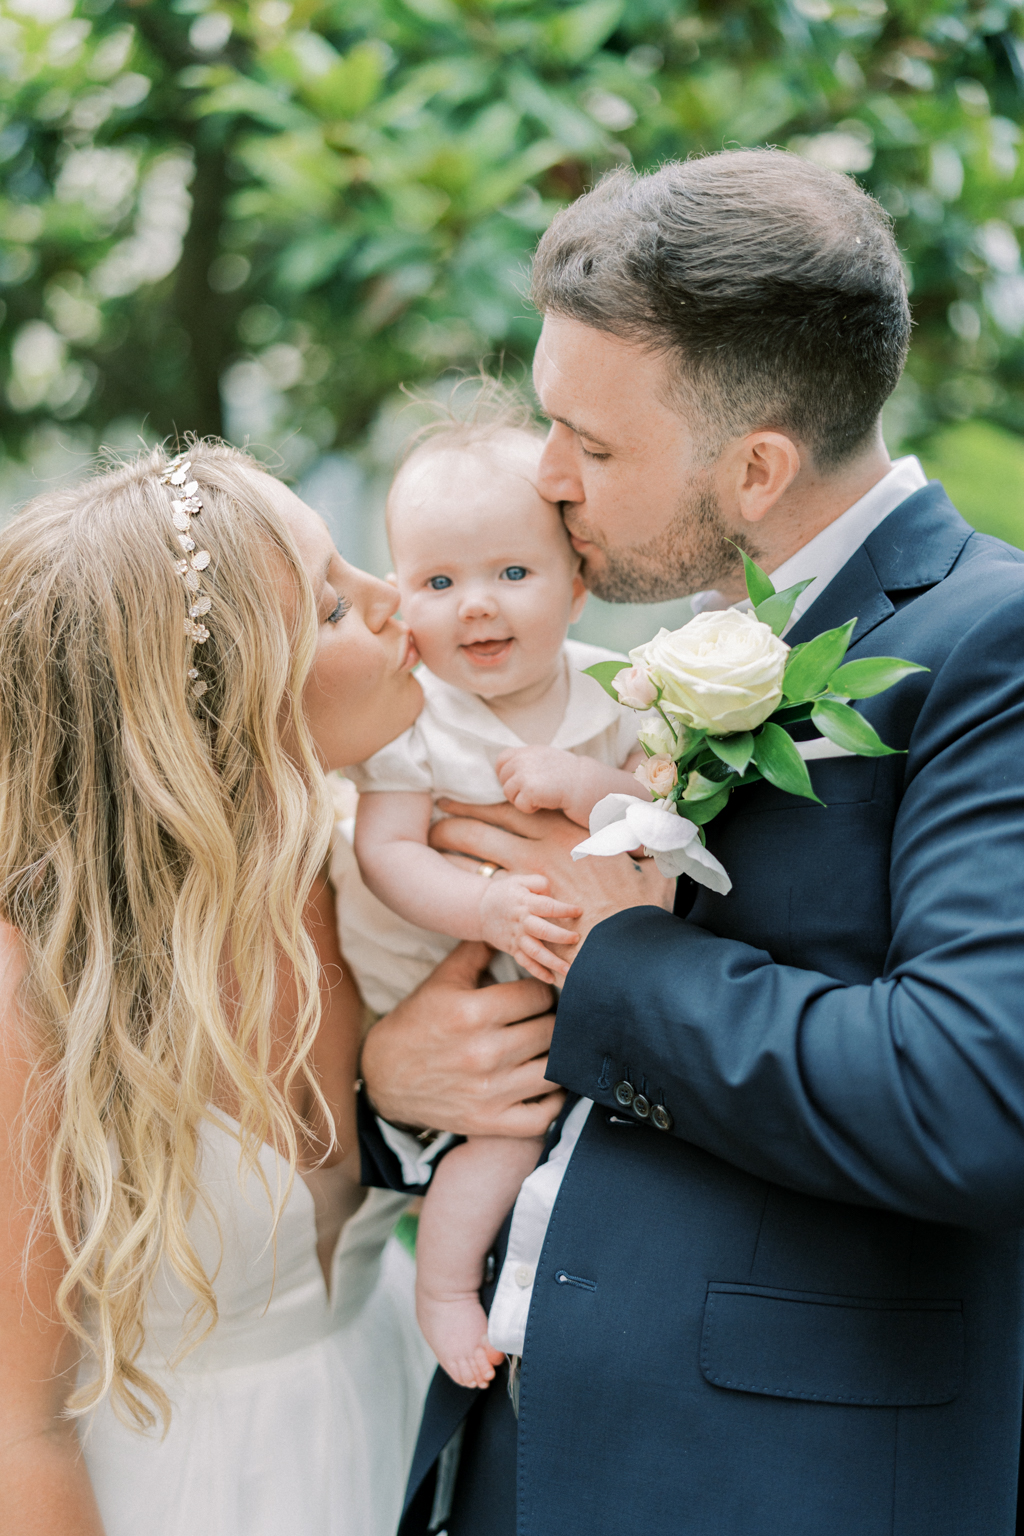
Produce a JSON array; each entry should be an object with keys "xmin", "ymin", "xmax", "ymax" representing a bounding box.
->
[{"xmin": 568, "ymin": 480, "xmax": 761, "ymax": 605}]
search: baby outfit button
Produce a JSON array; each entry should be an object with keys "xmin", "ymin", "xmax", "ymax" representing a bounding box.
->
[{"xmin": 514, "ymin": 1264, "xmax": 534, "ymax": 1288}]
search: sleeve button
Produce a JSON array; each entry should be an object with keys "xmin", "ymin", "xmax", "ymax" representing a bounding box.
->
[
  {"xmin": 651, "ymin": 1104, "xmax": 673, "ymax": 1132},
  {"xmin": 632, "ymin": 1093, "xmax": 651, "ymax": 1119},
  {"xmin": 613, "ymin": 1081, "xmax": 635, "ymax": 1108}
]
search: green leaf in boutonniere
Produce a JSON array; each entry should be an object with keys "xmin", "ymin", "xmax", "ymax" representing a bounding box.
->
[
  {"xmin": 753, "ymin": 721, "xmax": 823, "ymax": 803},
  {"xmin": 753, "ymin": 578, "xmax": 816, "ymax": 639},
  {"xmin": 828, "ymin": 656, "xmax": 929, "ymax": 699},
  {"xmin": 811, "ymin": 697, "xmax": 901, "ymax": 756},
  {"xmin": 677, "ymin": 785, "xmax": 733, "ymax": 825},
  {"xmin": 706, "ymin": 731, "xmax": 754, "ymax": 775},
  {"xmin": 735, "ymin": 546, "xmax": 776, "ymax": 607},
  {"xmin": 782, "ymin": 619, "xmax": 856, "ymax": 702},
  {"xmin": 681, "ymin": 769, "xmax": 730, "ymax": 801},
  {"xmin": 583, "ymin": 660, "xmax": 630, "ymax": 700}
]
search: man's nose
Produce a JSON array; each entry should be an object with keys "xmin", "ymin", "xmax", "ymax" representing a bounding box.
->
[{"xmin": 538, "ymin": 422, "xmax": 584, "ymax": 505}]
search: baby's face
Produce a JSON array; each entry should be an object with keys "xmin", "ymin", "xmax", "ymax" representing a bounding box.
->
[{"xmin": 389, "ymin": 439, "xmax": 586, "ymax": 700}]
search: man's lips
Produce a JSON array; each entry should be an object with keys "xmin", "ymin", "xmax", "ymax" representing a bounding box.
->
[
  {"xmin": 460, "ymin": 638, "xmax": 514, "ymax": 665},
  {"xmin": 399, "ymin": 631, "xmax": 420, "ymax": 670}
]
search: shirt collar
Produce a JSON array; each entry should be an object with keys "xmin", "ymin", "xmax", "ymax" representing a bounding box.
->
[
  {"xmin": 417, "ymin": 640, "xmax": 627, "ymax": 751},
  {"xmin": 693, "ymin": 455, "xmax": 928, "ymax": 635}
]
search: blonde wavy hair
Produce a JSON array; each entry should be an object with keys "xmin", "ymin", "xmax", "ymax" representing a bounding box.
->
[{"xmin": 0, "ymin": 441, "xmax": 334, "ymax": 1431}]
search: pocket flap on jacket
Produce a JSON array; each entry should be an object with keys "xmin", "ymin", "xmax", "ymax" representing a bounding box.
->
[{"xmin": 700, "ymin": 1282, "xmax": 963, "ymax": 1407}]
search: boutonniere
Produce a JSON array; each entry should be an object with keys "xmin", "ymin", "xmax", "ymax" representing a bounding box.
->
[{"xmin": 574, "ymin": 549, "xmax": 926, "ymax": 894}]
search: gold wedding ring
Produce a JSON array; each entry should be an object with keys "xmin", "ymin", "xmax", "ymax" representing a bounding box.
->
[{"xmin": 477, "ymin": 862, "xmax": 498, "ymax": 878}]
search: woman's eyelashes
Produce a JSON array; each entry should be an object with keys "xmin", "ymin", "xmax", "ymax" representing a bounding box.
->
[{"xmin": 326, "ymin": 594, "xmax": 350, "ymax": 624}]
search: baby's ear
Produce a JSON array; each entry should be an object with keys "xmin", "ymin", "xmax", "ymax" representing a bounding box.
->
[{"xmin": 569, "ymin": 570, "xmax": 588, "ymax": 623}]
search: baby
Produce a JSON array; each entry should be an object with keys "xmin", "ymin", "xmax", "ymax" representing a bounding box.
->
[{"xmin": 340, "ymin": 420, "xmax": 648, "ymax": 1388}]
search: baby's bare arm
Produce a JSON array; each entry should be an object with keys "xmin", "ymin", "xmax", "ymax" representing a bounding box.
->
[
  {"xmin": 353, "ymin": 791, "xmax": 582, "ymax": 983},
  {"xmin": 496, "ymin": 745, "xmax": 651, "ymax": 827}
]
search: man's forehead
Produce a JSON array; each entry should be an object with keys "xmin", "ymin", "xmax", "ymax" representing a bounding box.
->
[{"xmin": 533, "ymin": 314, "xmax": 677, "ymax": 439}]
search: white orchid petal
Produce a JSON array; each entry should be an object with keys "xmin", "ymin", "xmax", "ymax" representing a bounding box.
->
[
  {"xmin": 652, "ymin": 840, "xmax": 732, "ymax": 894},
  {"xmin": 574, "ymin": 792, "xmax": 732, "ymax": 894},
  {"xmin": 587, "ymin": 793, "xmax": 646, "ymax": 836},
  {"xmin": 571, "ymin": 820, "xmax": 643, "ymax": 861},
  {"xmin": 622, "ymin": 798, "xmax": 701, "ymax": 853}
]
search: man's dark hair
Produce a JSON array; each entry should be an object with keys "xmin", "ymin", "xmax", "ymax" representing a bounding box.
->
[{"xmin": 531, "ymin": 149, "xmax": 911, "ymax": 471}]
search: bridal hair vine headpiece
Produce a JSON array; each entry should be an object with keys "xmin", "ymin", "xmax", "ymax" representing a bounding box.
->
[{"xmin": 160, "ymin": 451, "xmax": 213, "ymax": 700}]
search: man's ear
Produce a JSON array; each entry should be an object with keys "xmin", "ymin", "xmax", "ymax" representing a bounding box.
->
[
  {"xmin": 569, "ymin": 569, "xmax": 588, "ymax": 623},
  {"xmin": 720, "ymin": 431, "xmax": 802, "ymax": 525}
]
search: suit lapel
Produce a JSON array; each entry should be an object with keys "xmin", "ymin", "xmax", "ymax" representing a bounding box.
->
[{"xmin": 785, "ymin": 482, "xmax": 973, "ymax": 651}]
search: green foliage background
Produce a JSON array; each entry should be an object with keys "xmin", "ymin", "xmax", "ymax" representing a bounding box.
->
[{"xmin": 5, "ymin": 0, "xmax": 1024, "ymax": 592}]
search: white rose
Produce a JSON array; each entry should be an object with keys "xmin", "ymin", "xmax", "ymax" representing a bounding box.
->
[
  {"xmin": 637, "ymin": 716, "xmax": 680, "ymax": 757},
  {"xmin": 634, "ymin": 754, "xmax": 678, "ymax": 797},
  {"xmin": 630, "ymin": 610, "xmax": 788, "ymax": 736},
  {"xmin": 613, "ymin": 665, "xmax": 657, "ymax": 709}
]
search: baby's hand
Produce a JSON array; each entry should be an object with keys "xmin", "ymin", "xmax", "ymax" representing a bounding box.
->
[
  {"xmin": 496, "ymin": 746, "xmax": 580, "ymax": 818},
  {"xmin": 479, "ymin": 873, "xmax": 583, "ymax": 985}
]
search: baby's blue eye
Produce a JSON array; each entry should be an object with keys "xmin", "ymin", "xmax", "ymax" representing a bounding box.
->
[
  {"xmin": 428, "ymin": 575, "xmax": 453, "ymax": 590},
  {"xmin": 502, "ymin": 566, "xmax": 528, "ymax": 582}
]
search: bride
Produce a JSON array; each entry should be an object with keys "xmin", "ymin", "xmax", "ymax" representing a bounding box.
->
[{"xmin": 0, "ymin": 441, "xmax": 435, "ymax": 1536}]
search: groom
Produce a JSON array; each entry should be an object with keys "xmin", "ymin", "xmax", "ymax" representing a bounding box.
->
[{"xmin": 360, "ymin": 149, "xmax": 1024, "ymax": 1534}]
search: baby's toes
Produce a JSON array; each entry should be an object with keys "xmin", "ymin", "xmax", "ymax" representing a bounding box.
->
[{"xmin": 473, "ymin": 1343, "xmax": 501, "ymax": 1384}]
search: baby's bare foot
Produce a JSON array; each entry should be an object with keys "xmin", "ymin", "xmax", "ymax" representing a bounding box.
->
[{"xmin": 417, "ymin": 1291, "xmax": 505, "ymax": 1390}]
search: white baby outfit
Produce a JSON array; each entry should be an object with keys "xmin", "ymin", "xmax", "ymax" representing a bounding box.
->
[{"xmin": 332, "ymin": 639, "xmax": 639, "ymax": 1014}]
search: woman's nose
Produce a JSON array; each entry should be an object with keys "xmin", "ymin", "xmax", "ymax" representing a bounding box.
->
[
  {"xmin": 364, "ymin": 573, "xmax": 402, "ymax": 632},
  {"xmin": 537, "ymin": 422, "xmax": 584, "ymax": 505}
]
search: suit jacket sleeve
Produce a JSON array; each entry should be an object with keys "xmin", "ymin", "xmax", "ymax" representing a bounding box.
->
[
  {"xmin": 356, "ymin": 1088, "xmax": 460, "ymax": 1192},
  {"xmin": 550, "ymin": 589, "xmax": 1024, "ymax": 1229}
]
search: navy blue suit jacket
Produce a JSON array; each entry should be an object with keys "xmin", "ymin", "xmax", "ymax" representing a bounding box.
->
[{"xmin": 370, "ymin": 483, "xmax": 1024, "ymax": 1535}]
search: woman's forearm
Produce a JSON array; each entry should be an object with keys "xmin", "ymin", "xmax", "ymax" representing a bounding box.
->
[{"xmin": 1, "ymin": 1426, "xmax": 105, "ymax": 1536}]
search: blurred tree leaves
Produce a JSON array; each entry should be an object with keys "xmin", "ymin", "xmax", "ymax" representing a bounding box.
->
[{"xmin": 5, "ymin": 0, "xmax": 1024, "ymax": 486}]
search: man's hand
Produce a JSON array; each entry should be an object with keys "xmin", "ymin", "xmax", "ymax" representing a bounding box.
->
[
  {"xmin": 360, "ymin": 940, "xmax": 564, "ymax": 1137},
  {"xmin": 429, "ymin": 800, "xmax": 675, "ymax": 960}
]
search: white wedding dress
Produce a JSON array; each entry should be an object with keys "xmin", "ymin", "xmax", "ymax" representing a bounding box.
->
[{"xmin": 81, "ymin": 1118, "xmax": 435, "ymax": 1536}]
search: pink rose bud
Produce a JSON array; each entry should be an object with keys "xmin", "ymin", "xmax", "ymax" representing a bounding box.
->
[
  {"xmin": 615, "ymin": 665, "xmax": 658, "ymax": 709},
  {"xmin": 635, "ymin": 754, "xmax": 678, "ymax": 797}
]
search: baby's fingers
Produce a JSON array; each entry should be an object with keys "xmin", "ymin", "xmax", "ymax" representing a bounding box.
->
[
  {"xmin": 506, "ymin": 784, "xmax": 541, "ymax": 814},
  {"xmin": 516, "ymin": 937, "xmax": 571, "ymax": 981},
  {"xmin": 525, "ymin": 893, "xmax": 583, "ymax": 920},
  {"xmin": 524, "ymin": 915, "xmax": 580, "ymax": 947}
]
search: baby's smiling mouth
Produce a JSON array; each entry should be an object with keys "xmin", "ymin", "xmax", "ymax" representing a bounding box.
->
[{"xmin": 461, "ymin": 638, "xmax": 513, "ymax": 664}]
